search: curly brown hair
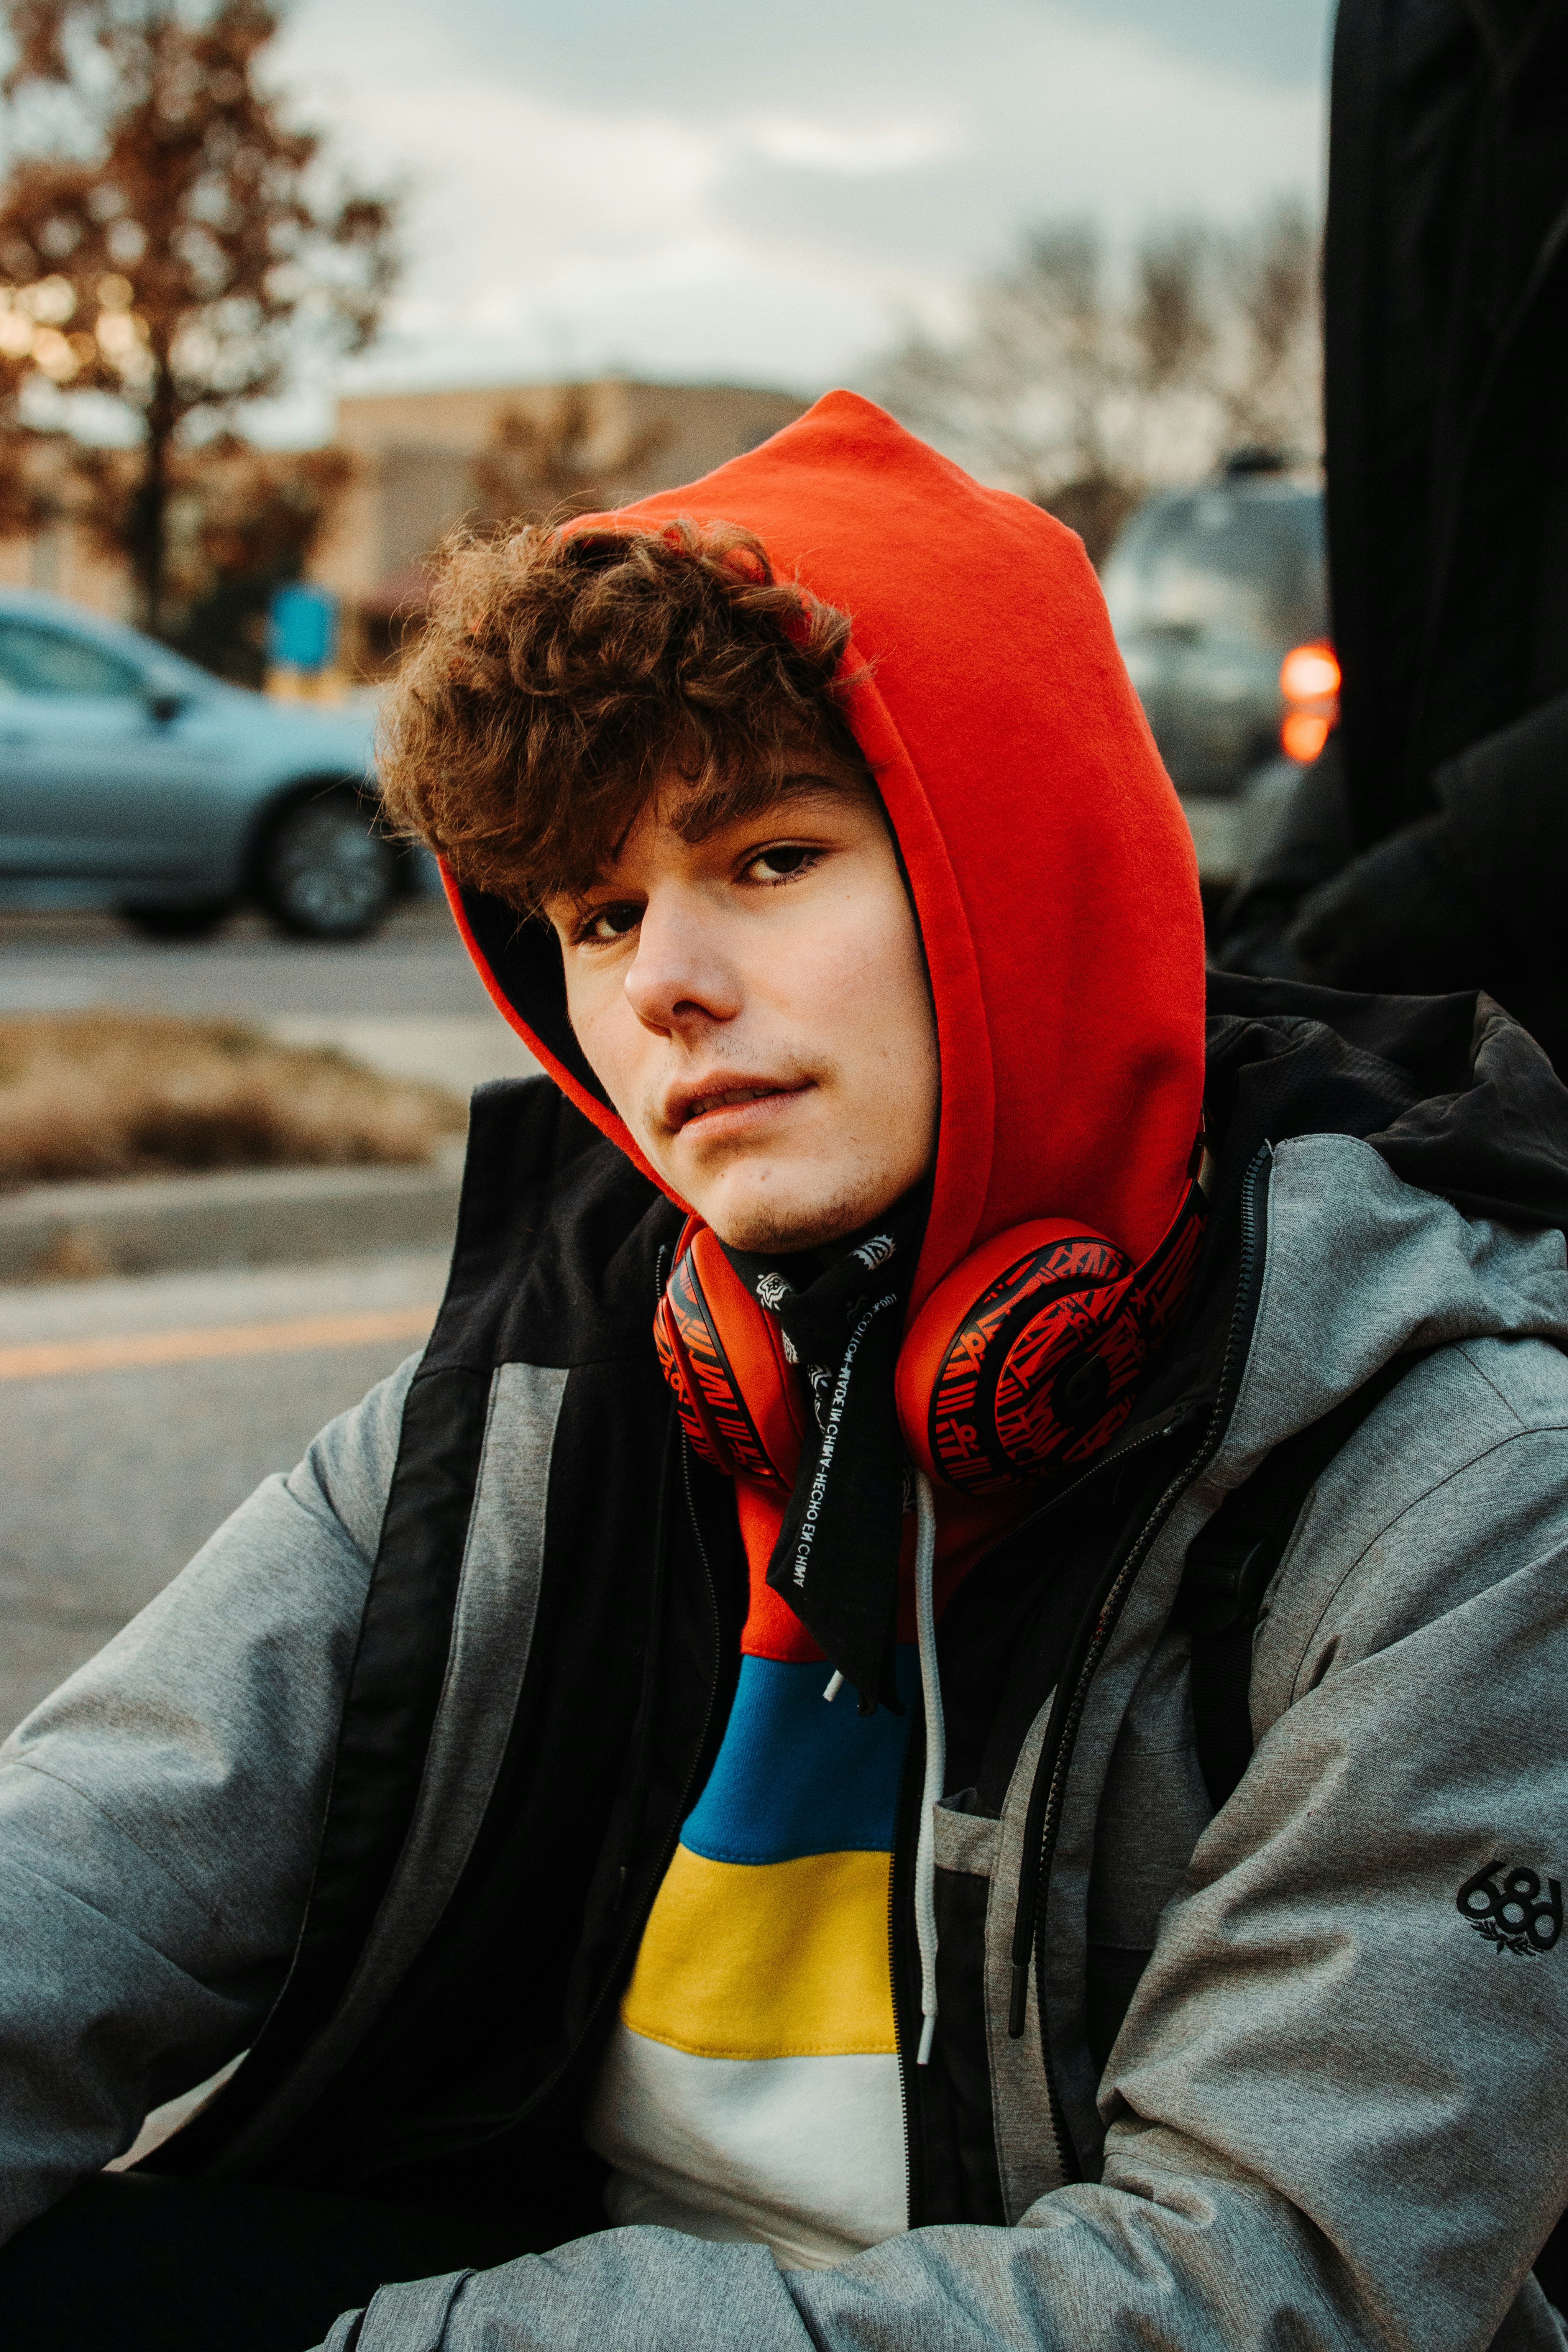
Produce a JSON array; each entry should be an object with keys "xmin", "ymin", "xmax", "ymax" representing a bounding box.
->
[{"xmin": 376, "ymin": 517, "xmax": 865, "ymax": 909}]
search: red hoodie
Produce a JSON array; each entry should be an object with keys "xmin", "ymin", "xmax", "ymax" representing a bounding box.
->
[{"xmin": 449, "ymin": 388, "xmax": 1206, "ymax": 1322}]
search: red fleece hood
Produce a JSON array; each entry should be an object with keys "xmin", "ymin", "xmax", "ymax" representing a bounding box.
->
[{"xmin": 449, "ymin": 390, "xmax": 1206, "ymax": 1317}]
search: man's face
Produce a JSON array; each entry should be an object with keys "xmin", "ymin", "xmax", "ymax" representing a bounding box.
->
[{"xmin": 545, "ymin": 753, "xmax": 939, "ymax": 1254}]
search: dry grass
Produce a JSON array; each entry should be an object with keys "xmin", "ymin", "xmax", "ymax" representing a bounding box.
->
[{"xmin": 0, "ymin": 1013, "xmax": 467, "ymax": 1189}]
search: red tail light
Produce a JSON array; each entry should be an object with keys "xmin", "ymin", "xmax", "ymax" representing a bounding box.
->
[{"xmin": 1279, "ymin": 640, "xmax": 1340, "ymax": 762}]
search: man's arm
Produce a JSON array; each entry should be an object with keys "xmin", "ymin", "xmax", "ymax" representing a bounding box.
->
[
  {"xmin": 309, "ymin": 1375, "xmax": 1568, "ymax": 2352},
  {"xmin": 0, "ymin": 1357, "xmax": 416, "ymax": 2247}
]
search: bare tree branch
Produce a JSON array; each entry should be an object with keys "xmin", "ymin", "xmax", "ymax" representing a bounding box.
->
[
  {"xmin": 0, "ymin": 0, "xmax": 400, "ymax": 631},
  {"xmin": 869, "ymin": 200, "xmax": 1320, "ymax": 565},
  {"xmin": 470, "ymin": 387, "xmax": 672, "ymax": 530}
]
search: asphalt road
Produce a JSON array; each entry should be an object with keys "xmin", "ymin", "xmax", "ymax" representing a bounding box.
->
[
  {"xmin": 0, "ymin": 1248, "xmax": 449, "ymax": 1740},
  {"xmin": 0, "ymin": 897, "xmax": 489, "ymax": 1018},
  {"xmin": 0, "ymin": 902, "xmax": 536, "ymax": 1741}
]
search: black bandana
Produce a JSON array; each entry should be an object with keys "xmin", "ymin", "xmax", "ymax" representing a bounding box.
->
[{"xmin": 722, "ymin": 1186, "xmax": 929, "ymax": 1715}]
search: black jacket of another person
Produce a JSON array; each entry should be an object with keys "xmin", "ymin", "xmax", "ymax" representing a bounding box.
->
[{"xmin": 1220, "ymin": 0, "xmax": 1568, "ymax": 1066}]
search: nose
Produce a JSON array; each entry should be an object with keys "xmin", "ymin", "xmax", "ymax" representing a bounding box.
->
[{"xmin": 621, "ymin": 889, "xmax": 743, "ymax": 1035}]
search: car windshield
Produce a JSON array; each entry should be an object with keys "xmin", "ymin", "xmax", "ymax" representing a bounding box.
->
[
  {"xmin": 0, "ymin": 621, "xmax": 141, "ymax": 698},
  {"xmin": 1102, "ymin": 485, "xmax": 1326, "ymax": 650}
]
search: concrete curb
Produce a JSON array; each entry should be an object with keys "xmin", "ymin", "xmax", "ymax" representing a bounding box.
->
[{"xmin": 0, "ymin": 1149, "xmax": 465, "ymax": 1282}]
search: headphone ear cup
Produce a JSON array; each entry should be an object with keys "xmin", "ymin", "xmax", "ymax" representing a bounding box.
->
[
  {"xmin": 898, "ymin": 1217, "xmax": 1147, "ymax": 1496},
  {"xmin": 654, "ymin": 1224, "xmax": 805, "ymax": 1486}
]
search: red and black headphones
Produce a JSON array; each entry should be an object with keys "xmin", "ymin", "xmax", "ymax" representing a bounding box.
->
[{"xmin": 654, "ymin": 1142, "xmax": 1210, "ymax": 1500}]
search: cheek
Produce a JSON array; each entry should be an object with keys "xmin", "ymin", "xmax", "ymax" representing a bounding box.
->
[
  {"xmin": 562, "ymin": 967, "xmax": 644, "ymax": 1114},
  {"xmin": 806, "ymin": 894, "xmax": 937, "ymax": 1095}
]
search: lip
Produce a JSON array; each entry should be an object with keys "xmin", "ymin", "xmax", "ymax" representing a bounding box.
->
[{"xmin": 665, "ymin": 1075, "xmax": 815, "ymax": 1139}]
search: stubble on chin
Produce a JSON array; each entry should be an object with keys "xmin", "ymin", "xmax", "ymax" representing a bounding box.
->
[{"xmin": 691, "ymin": 1160, "xmax": 899, "ymax": 1258}]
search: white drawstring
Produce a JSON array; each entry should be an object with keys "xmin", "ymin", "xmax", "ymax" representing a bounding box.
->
[
  {"xmin": 819, "ymin": 1477, "xmax": 944, "ymax": 2063},
  {"xmin": 912, "ymin": 1468, "xmax": 943, "ymax": 2065}
]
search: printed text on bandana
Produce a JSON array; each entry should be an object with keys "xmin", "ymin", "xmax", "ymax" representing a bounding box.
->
[{"xmin": 791, "ymin": 1290, "xmax": 898, "ymax": 1587}]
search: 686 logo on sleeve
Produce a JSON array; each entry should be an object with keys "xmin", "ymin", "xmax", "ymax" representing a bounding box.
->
[{"xmin": 1456, "ymin": 1859, "xmax": 1563, "ymax": 1956}]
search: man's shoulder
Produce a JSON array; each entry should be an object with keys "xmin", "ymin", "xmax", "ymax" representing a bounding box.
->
[
  {"xmin": 1354, "ymin": 1330, "xmax": 1568, "ymax": 1501},
  {"xmin": 1254, "ymin": 1334, "xmax": 1568, "ymax": 1720},
  {"xmin": 1450, "ymin": 1326, "xmax": 1568, "ymax": 1437}
]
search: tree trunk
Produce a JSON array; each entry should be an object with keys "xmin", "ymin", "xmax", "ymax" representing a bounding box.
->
[{"xmin": 129, "ymin": 363, "xmax": 178, "ymax": 638}]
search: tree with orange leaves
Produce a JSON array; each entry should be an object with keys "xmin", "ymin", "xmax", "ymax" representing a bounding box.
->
[{"xmin": 0, "ymin": 0, "xmax": 398, "ymax": 632}]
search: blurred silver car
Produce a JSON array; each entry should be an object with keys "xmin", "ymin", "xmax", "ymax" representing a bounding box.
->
[
  {"xmin": 1102, "ymin": 465, "xmax": 1334, "ymax": 889},
  {"xmin": 0, "ymin": 588, "xmax": 414, "ymax": 940}
]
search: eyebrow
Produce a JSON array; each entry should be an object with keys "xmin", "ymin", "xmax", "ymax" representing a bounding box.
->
[
  {"xmin": 680, "ymin": 769, "xmax": 872, "ymax": 830},
  {"xmin": 758, "ymin": 771, "xmax": 863, "ymax": 807},
  {"xmin": 554, "ymin": 768, "xmax": 874, "ymax": 913}
]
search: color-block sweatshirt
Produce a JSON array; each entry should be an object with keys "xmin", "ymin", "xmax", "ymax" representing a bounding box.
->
[{"xmin": 583, "ymin": 1524, "xmax": 924, "ymax": 2268}]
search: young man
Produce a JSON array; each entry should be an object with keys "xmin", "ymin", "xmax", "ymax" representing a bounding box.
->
[{"xmin": 3, "ymin": 393, "xmax": 1568, "ymax": 2352}]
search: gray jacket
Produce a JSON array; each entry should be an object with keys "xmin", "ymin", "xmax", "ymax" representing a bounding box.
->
[{"xmin": 4, "ymin": 1132, "xmax": 1568, "ymax": 2350}]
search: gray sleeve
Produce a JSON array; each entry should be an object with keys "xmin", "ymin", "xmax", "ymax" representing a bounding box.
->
[
  {"xmin": 307, "ymin": 1409, "xmax": 1568, "ymax": 2352},
  {"xmin": 0, "ymin": 1355, "xmax": 417, "ymax": 2247},
  {"xmin": 310, "ymin": 2187, "xmax": 1563, "ymax": 2352}
]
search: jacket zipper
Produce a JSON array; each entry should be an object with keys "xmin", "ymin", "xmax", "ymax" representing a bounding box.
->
[
  {"xmin": 884, "ymin": 1174, "xmax": 1254, "ymax": 2217},
  {"xmin": 887, "ymin": 1695, "xmax": 928, "ymax": 2226},
  {"xmin": 883, "ymin": 1405, "xmax": 1190, "ymax": 2226},
  {"xmin": 888, "ymin": 1759, "xmax": 912, "ymax": 2227},
  {"xmin": 1009, "ymin": 1144, "xmax": 1272, "ymax": 2182}
]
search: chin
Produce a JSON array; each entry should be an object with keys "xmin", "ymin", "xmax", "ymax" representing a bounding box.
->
[
  {"xmin": 707, "ymin": 1206, "xmax": 838, "ymax": 1255},
  {"xmin": 698, "ymin": 1174, "xmax": 887, "ymax": 1258}
]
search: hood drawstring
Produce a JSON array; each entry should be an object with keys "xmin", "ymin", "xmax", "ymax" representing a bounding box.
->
[
  {"xmin": 912, "ymin": 1468, "xmax": 943, "ymax": 2065},
  {"xmin": 822, "ymin": 1470, "xmax": 946, "ymax": 2066}
]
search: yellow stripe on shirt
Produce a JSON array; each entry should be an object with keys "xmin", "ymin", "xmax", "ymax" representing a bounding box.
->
[{"xmin": 620, "ymin": 1844, "xmax": 897, "ymax": 2060}]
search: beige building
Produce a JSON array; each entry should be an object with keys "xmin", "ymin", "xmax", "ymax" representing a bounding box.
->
[
  {"xmin": 0, "ymin": 523, "xmax": 126, "ymax": 616},
  {"xmin": 0, "ymin": 435, "xmax": 131, "ymax": 620},
  {"xmin": 309, "ymin": 378, "xmax": 809, "ymax": 671},
  {"xmin": 0, "ymin": 378, "xmax": 808, "ymax": 663}
]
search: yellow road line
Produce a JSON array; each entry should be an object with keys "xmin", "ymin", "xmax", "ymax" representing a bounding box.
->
[{"xmin": 0, "ymin": 1306, "xmax": 440, "ymax": 1384}]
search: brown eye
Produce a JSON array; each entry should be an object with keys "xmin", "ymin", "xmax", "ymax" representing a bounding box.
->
[
  {"xmin": 746, "ymin": 844, "xmax": 818, "ymax": 882},
  {"xmin": 585, "ymin": 902, "xmax": 641, "ymax": 942}
]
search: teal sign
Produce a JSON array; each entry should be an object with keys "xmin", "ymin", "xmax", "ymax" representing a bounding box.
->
[{"xmin": 268, "ymin": 583, "xmax": 339, "ymax": 672}]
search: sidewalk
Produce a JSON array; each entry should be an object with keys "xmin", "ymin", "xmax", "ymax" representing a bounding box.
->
[
  {"xmin": 264, "ymin": 1012, "xmax": 539, "ymax": 1097},
  {"xmin": 0, "ymin": 1017, "xmax": 539, "ymax": 1282},
  {"xmin": 0, "ymin": 1147, "xmax": 467, "ymax": 1282}
]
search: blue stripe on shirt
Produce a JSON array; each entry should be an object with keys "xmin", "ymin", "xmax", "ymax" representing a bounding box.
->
[{"xmin": 680, "ymin": 1647, "xmax": 917, "ymax": 1867}]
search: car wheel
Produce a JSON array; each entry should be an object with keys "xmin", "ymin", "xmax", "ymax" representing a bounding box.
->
[
  {"xmin": 260, "ymin": 793, "xmax": 396, "ymax": 941},
  {"xmin": 120, "ymin": 900, "xmax": 235, "ymax": 942}
]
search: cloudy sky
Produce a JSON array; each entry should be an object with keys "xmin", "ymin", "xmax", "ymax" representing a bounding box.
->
[{"xmin": 270, "ymin": 0, "xmax": 1334, "ymax": 428}]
